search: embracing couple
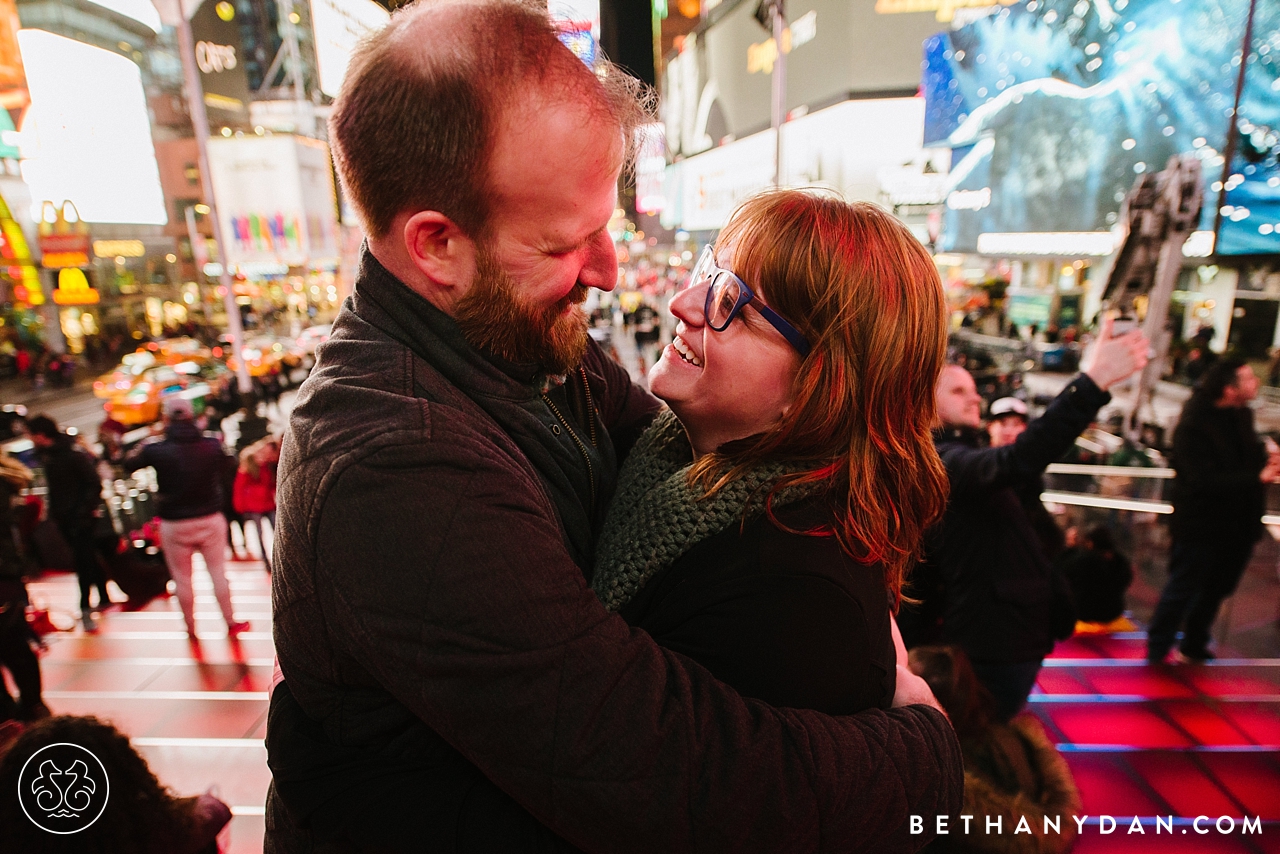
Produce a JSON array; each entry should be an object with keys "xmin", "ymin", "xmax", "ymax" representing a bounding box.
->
[{"xmin": 265, "ymin": 1, "xmax": 963, "ymax": 851}]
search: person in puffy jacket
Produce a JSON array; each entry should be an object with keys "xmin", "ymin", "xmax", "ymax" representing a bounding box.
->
[
  {"xmin": 233, "ymin": 436, "xmax": 279, "ymax": 573},
  {"xmin": 124, "ymin": 398, "xmax": 247, "ymax": 640}
]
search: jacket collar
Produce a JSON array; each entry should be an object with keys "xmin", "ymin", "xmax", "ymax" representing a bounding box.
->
[
  {"xmin": 934, "ymin": 425, "xmax": 983, "ymax": 446},
  {"xmin": 350, "ymin": 245, "xmax": 551, "ymax": 400},
  {"xmin": 164, "ymin": 420, "xmax": 204, "ymax": 442}
]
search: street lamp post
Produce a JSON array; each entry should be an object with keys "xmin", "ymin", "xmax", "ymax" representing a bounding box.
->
[
  {"xmin": 168, "ymin": 0, "xmax": 253, "ymax": 402},
  {"xmin": 754, "ymin": 0, "xmax": 787, "ymax": 187},
  {"xmin": 770, "ymin": 0, "xmax": 786, "ymax": 188}
]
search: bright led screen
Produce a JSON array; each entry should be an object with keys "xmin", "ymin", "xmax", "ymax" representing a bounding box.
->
[
  {"xmin": 923, "ymin": 0, "xmax": 1279, "ymax": 255},
  {"xmin": 17, "ymin": 29, "xmax": 166, "ymax": 225},
  {"xmin": 310, "ymin": 0, "xmax": 390, "ymax": 98},
  {"xmin": 87, "ymin": 0, "xmax": 161, "ymax": 32}
]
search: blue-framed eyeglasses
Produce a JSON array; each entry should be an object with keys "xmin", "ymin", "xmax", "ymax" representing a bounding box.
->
[{"xmin": 682, "ymin": 246, "xmax": 811, "ymax": 357}]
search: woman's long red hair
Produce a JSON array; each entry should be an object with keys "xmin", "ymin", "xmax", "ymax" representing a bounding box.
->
[{"xmin": 689, "ymin": 190, "xmax": 949, "ymax": 609}]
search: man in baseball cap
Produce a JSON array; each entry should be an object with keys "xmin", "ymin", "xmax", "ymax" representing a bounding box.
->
[{"xmin": 987, "ymin": 397, "xmax": 1029, "ymax": 448}]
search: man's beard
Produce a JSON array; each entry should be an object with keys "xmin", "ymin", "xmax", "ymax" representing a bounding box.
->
[{"xmin": 454, "ymin": 246, "xmax": 590, "ymax": 376}]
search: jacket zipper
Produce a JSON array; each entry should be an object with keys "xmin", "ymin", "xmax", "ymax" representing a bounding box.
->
[
  {"xmin": 578, "ymin": 368, "xmax": 598, "ymax": 448},
  {"xmin": 542, "ymin": 369, "xmax": 598, "ymax": 508}
]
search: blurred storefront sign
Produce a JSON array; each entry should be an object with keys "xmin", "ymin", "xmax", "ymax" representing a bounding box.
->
[
  {"xmin": 205, "ymin": 135, "xmax": 340, "ymax": 272},
  {"xmin": 92, "ymin": 239, "xmax": 146, "ymax": 259},
  {"xmin": 189, "ymin": 0, "xmax": 251, "ymax": 124},
  {"xmin": 0, "ymin": 191, "xmax": 40, "ymax": 306},
  {"xmin": 52, "ymin": 267, "xmax": 99, "ymax": 305},
  {"xmin": 38, "ymin": 201, "xmax": 90, "ymax": 269},
  {"xmin": 874, "ymin": 0, "xmax": 1016, "ymax": 24},
  {"xmin": 249, "ymin": 99, "xmax": 320, "ymax": 134},
  {"xmin": 0, "ymin": 0, "xmax": 28, "ymax": 148},
  {"xmin": 309, "ymin": 0, "xmax": 389, "ymax": 99},
  {"xmin": 635, "ymin": 124, "xmax": 668, "ymax": 214}
]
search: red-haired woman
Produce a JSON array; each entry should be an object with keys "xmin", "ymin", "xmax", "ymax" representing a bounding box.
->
[{"xmin": 593, "ymin": 189, "xmax": 953, "ymax": 719}]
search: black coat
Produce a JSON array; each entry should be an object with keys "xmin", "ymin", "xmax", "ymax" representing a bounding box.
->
[
  {"xmin": 36, "ymin": 437, "xmax": 102, "ymax": 530},
  {"xmin": 903, "ymin": 375, "xmax": 1108, "ymax": 663},
  {"xmin": 1170, "ymin": 400, "xmax": 1267, "ymax": 542},
  {"xmin": 123, "ymin": 422, "xmax": 229, "ymax": 520},
  {"xmin": 1057, "ymin": 546, "xmax": 1133, "ymax": 624},
  {"xmin": 622, "ymin": 498, "xmax": 896, "ymax": 716}
]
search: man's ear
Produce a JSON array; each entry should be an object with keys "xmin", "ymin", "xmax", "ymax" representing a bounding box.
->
[{"xmin": 403, "ymin": 211, "xmax": 477, "ymax": 290}]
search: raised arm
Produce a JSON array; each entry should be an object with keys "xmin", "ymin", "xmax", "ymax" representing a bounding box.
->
[
  {"xmin": 941, "ymin": 373, "xmax": 1111, "ymax": 494},
  {"xmin": 942, "ymin": 317, "xmax": 1147, "ymax": 495}
]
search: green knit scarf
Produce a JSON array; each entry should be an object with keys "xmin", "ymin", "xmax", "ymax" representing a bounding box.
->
[{"xmin": 592, "ymin": 408, "xmax": 821, "ymax": 612}]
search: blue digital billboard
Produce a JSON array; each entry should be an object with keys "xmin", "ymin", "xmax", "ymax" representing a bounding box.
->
[{"xmin": 923, "ymin": 0, "xmax": 1279, "ymax": 255}]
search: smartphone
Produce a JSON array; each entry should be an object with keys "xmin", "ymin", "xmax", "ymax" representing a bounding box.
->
[{"xmin": 1112, "ymin": 316, "xmax": 1137, "ymax": 336}]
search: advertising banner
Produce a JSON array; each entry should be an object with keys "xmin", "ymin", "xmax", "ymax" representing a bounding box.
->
[
  {"xmin": 549, "ymin": 0, "xmax": 600, "ymax": 65},
  {"xmin": 665, "ymin": 97, "xmax": 935, "ymax": 231},
  {"xmin": 207, "ymin": 135, "xmax": 339, "ymax": 269},
  {"xmin": 922, "ymin": 0, "xmax": 1279, "ymax": 255},
  {"xmin": 0, "ymin": 0, "xmax": 27, "ymax": 132},
  {"xmin": 662, "ymin": 0, "xmax": 947, "ymax": 159},
  {"xmin": 189, "ymin": 0, "xmax": 251, "ymax": 123},
  {"xmin": 310, "ymin": 0, "xmax": 390, "ymax": 98},
  {"xmin": 17, "ymin": 29, "xmax": 166, "ymax": 225}
]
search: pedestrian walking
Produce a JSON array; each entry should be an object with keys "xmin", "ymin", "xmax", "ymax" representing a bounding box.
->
[
  {"xmin": 123, "ymin": 397, "xmax": 248, "ymax": 640},
  {"xmin": 0, "ymin": 452, "xmax": 48, "ymax": 722},
  {"xmin": 27, "ymin": 416, "xmax": 112, "ymax": 631},
  {"xmin": 1146, "ymin": 360, "xmax": 1280, "ymax": 663},
  {"xmin": 233, "ymin": 436, "xmax": 278, "ymax": 572}
]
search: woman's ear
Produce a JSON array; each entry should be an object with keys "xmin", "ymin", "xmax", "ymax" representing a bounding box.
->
[{"xmin": 403, "ymin": 211, "xmax": 477, "ymax": 291}]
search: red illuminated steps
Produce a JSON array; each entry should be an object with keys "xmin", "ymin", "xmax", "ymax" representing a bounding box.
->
[{"xmin": 1029, "ymin": 631, "xmax": 1280, "ymax": 851}]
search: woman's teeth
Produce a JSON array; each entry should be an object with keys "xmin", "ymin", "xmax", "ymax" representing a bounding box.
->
[{"xmin": 673, "ymin": 336, "xmax": 702, "ymax": 367}]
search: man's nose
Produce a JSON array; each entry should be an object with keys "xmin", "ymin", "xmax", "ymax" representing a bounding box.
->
[{"xmin": 578, "ymin": 231, "xmax": 618, "ymax": 292}]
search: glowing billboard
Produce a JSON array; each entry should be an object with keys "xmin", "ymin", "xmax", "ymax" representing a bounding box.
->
[
  {"xmin": 17, "ymin": 29, "xmax": 166, "ymax": 225},
  {"xmin": 922, "ymin": 0, "xmax": 1279, "ymax": 256},
  {"xmin": 0, "ymin": 0, "xmax": 28, "ymax": 130},
  {"xmin": 309, "ymin": 0, "xmax": 390, "ymax": 98},
  {"xmin": 206, "ymin": 135, "xmax": 339, "ymax": 269},
  {"xmin": 86, "ymin": 0, "xmax": 162, "ymax": 32},
  {"xmin": 550, "ymin": 0, "xmax": 599, "ymax": 65}
]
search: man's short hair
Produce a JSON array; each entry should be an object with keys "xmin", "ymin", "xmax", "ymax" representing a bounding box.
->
[
  {"xmin": 26, "ymin": 415, "xmax": 58, "ymax": 440},
  {"xmin": 330, "ymin": 0, "xmax": 651, "ymax": 240}
]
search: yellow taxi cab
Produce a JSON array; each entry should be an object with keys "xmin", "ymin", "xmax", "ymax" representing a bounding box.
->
[{"xmin": 93, "ymin": 340, "xmax": 230, "ymax": 426}]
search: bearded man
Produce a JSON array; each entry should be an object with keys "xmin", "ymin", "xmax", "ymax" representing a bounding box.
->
[{"xmin": 265, "ymin": 1, "xmax": 960, "ymax": 851}]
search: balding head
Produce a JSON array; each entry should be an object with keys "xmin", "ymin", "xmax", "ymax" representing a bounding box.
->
[{"xmin": 330, "ymin": 0, "xmax": 647, "ymax": 242}]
